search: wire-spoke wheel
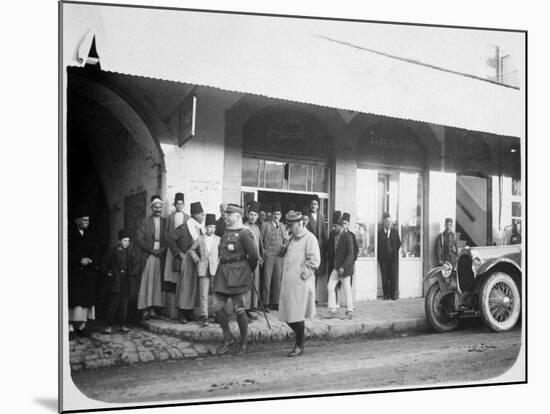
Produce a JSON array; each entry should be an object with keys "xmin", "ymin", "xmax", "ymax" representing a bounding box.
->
[{"xmin": 480, "ymin": 272, "xmax": 521, "ymax": 332}]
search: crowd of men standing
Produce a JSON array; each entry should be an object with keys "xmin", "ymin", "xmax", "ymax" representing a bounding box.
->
[{"xmin": 68, "ymin": 192, "xmax": 412, "ymax": 356}]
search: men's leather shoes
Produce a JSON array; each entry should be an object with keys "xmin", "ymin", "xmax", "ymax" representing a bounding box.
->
[
  {"xmin": 178, "ymin": 316, "xmax": 188, "ymax": 324},
  {"xmin": 287, "ymin": 346, "xmax": 303, "ymax": 357},
  {"xmin": 233, "ymin": 343, "xmax": 247, "ymax": 356},
  {"xmin": 216, "ymin": 338, "xmax": 236, "ymax": 356}
]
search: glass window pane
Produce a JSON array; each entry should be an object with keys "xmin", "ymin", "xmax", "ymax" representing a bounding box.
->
[
  {"xmin": 289, "ymin": 163, "xmax": 307, "ymax": 191},
  {"xmin": 311, "ymin": 166, "xmax": 328, "ymax": 192},
  {"xmin": 242, "ymin": 157, "xmax": 259, "ymax": 187},
  {"xmin": 356, "ymin": 169, "xmax": 377, "ymax": 257},
  {"xmin": 512, "ymin": 179, "xmax": 521, "ymax": 196},
  {"xmin": 399, "ymin": 172, "xmax": 422, "ymax": 258},
  {"xmin": 264, "ymin": 161, "xmax": 284, "ymax": 189},
  {"xmin": 511, "ymin": 201, "xmax": 521, "ymax": 217}
]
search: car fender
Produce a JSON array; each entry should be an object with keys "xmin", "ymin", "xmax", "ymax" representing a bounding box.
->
[{"xmin": 477, "ymin": 257, "xmax": 521, "ymax": 276}]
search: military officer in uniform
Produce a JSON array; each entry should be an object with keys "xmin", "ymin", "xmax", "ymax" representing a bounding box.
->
[
  {"xmin": 436, "ymin": 218, "xmax": 458, "ymax": 266},
  {"xmin": 212, "ymin": 204, "xmax": 259, "ymax": 356}
]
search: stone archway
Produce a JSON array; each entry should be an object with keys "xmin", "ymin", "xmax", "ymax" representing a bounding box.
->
[{"xmin": 67, "ymin": 68, "xmax": 166, "ymax": 246}]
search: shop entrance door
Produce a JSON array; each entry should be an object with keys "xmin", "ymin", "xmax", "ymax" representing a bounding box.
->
[{"xmin": 355, "ymin": 169, "xmax": 423, "ymax": 300}]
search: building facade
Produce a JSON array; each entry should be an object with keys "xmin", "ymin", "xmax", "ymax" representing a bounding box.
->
[{"xmin": 62, "ymin": 4, "xmax": 524, "ymax": 316}]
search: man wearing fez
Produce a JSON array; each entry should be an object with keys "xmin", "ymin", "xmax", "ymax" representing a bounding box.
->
[
  {"xmin": 377, "ymin": 212, "xmax": 402, "ymax": 300},
  {"xmin": 215, "ymin": 203, "xmax": 228, "ymax": 237},
  {"xmin": 260, "ymin": 200, "xmax": 288, "ymax": 311},
  {"xmin": 164, "ymin": 192, "xmax": 190, "ymax": 284},
  {"xmin": 68, "ymin": 204, "xmax": 98, "ymax": 339},
  {"xmin": 188, "ymin": 213, "xmax": 220, "ymax": 326},
  {"xmin": 327, "ymin": 211, "xmax": 355, "ymax": 319},
  {"xmin": 243, "ymin": 201, "xmax": 264, "ymax": 319},
  {"xmin": 168, "ymin": 201, "xmax": 205, "ymax": 324},
  {"xmin": 212, "ymin": 204, "xmax": 259, "ymax": 356},
  {"xmin": 136, "ymin": 195, "xmax": 167, "ymax": 320},
  {"xmin": 436, "ymin": 218, "xmax": 458, "ymax": 267},
  {"xmin": 279, "ymin": 210, "xmax": 320, "ymax": 356},
  {"xmin": 306, "ymin": 195, "xmax": 328, "ymax": 288}
]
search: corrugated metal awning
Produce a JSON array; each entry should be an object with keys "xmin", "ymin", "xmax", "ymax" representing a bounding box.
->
[{"xmin": 62, "ymin": 3, "xmax": 524, "ymax": 138}]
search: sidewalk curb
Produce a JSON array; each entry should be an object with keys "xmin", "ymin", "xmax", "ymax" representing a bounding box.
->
[{"xmin": 142, "ymin": 315, "xmax": 432, "ymax": 344}]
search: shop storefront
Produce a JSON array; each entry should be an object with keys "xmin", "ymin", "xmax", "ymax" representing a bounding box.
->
[{"xmin": 62, "ymin": 4, "xmax": 524, "ymax": 312}]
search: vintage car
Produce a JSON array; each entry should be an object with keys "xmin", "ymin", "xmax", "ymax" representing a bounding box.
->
[{"xmin": 424, "ymin": 245, "xmax": 522, "ymax": 333}]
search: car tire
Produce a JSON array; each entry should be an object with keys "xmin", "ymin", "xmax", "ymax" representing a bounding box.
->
[
  {"xmin": 425, "ymin": 282, "xmax": 460, "ymax": 333},
  {"xmin": 479, "ymin": 271, "xmax": 521, "ymax": 332}
]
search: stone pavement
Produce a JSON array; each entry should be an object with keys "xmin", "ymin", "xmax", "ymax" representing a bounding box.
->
[{"xmin": 70, "ymin": 298, "xmax": 430, "ymax": 371}]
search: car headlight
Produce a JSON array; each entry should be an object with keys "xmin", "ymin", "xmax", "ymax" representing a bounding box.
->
[
  {"xmin": 442, "ymin": 261, "xmax": 452, "ymax": 278},
  {"xmin": 472, "ymin": 256, "xmax": 481, "ymax": 274}
]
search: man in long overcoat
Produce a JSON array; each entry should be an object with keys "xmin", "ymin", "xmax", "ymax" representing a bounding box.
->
[
  {"xmin": 377, "ymin": 212, "xmax": 402, "ymax": 300},
  {"xmin": 279, "ymin": 210, "xmax": 320, "ymax": 357},
  {"xmin": 68, "ymin": 204, "xmax": 98, "ymax": 339},
  {"xmin": 135, "ymin": 195, "xmax": 167, "ymax": 320},
  {"xmin": 168, "ymin": 201, "xmax": 205, "ymax": 323},
  {"xmin": 163, "ymin": 192, "xmax": 190, "ymax": 284}
]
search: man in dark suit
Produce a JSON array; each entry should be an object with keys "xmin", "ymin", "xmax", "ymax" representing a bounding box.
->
[
  {"xmin": 215, "ymin": 203, "xmax": 228, "ymax": 237},
  {"xmin": 326, "ymin": 211, "xmax": 355, "ymax": 318},
  {"xmin": 306, "ymin": 196, "xmax": 328, "ymax": 290},
  {"xmin": 377, "ymin": 212, "xmax": 401, "ymax": 300}
]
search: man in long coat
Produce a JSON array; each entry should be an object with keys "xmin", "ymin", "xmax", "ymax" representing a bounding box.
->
[
  {"xmin": 436, "ymin": 218, "xmax": 458, "ymax": 267},
  {"xmin": 306, "ymin": 195, "xmax": 328, "ymax": 292},
  {"xmin": 168, "ymin": 201, "xmax": 205, "ymax": 323},
  {"xmin": 135, "ymin": 195, "xmax": 167, "ymax": 320},
  {"xmin": 68, "ymin": 204, "xmax": 98, "ymax": 339},
  {"xmin": 326, "ymin": 211, "xmax": 355, "ymax": 318},
  {"xmin": 279, "ymin": 210, "xmax": 320, "ymax": 357},
  {"xmin": 377, "ymin": 212, "xmax": 402, "ymax": 300},
  {"xmin": 163, "ymin": 192, "xmax": 190, "ymax": 284}
]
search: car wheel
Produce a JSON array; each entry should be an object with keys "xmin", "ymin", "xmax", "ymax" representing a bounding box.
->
[
  {"xmin": 425, "ymin": 283, "xmax": 460, "ymax": 333},
  {"xmin": 479, "ymin": 271, "xmax": 521, "ymax": 332}
]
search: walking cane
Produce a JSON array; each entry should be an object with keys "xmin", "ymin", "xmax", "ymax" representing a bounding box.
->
[{"xmin": 251, "ymin": 279, "xmax": 272, "ymax": 330}]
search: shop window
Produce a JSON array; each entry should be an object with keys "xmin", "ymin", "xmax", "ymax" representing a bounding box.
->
[
  {"xmin": 242, "ymin": 158, "xmax": 260, "ymax": 187},
  {"xmin": 511, "ymin": 201, "xmax": 521, "ymax": 218},
  {"xmin": 512, "ymin": 178, "xmax": 521, "ymax": 196},
  {"xmin": 310, "ymin": 165, "xmax": 328, "ymax": 193},
  {"xmin": 399, "ymin": 172, "xmax": 422, "ymax": 258},
  {"xmin": 356, "ymin": 169, "xmax": 377, "ymax": 257},
  {"xmin": 264, "ymin": 160, "xmax": 285, "ymax": 189},
  {"xmin": 289, "ymin": 163, "xmax": 307, "ymax": 191}
]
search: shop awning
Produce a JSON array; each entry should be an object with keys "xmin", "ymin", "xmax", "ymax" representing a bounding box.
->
[{"xmin": 62, "ymin": 3, "xmax": 524, "ymax": 138}]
